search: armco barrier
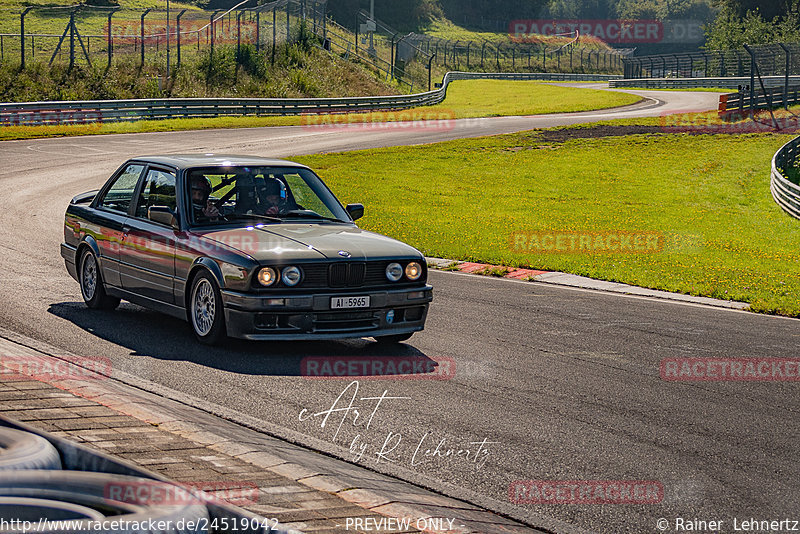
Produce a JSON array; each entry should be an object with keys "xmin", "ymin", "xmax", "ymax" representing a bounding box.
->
[
  {"xmin": 610, "ymin": 76, "xmax": 800, "ymax": 89},
  {"xmin": 771, "ymin": 136, "xmax": 800, "ymax": 220},
  {"xmin": 0, "ymin": 71, "xmax": 621, "ymax": 126}
]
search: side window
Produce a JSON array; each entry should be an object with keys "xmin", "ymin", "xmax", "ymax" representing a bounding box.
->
[
  {"xmin": 285, "ymin": 173, "xmax": 336, "ymax": 218},
  {"xmin": 135, "ymin": 169, "xmax": 177, "ymax": 220},
  {"xmin": 98, "ymin": 164, "xmax": 144, "ymax": 214}
]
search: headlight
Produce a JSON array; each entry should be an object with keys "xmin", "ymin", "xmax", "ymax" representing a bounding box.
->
[
  {"xmin": 386, "ymin": 262, "xmax": 403, "ymax": 282},
  {"xmin": 282, "ymin": 266, "xmax": 302, "ymax": 287},
  {"xmin": 405, "ymin": 262, "xmax": 423, "ymax": 281},
  {"xmin": 257, "ymin": 267, "xmax": 277, "ymax": 286}
]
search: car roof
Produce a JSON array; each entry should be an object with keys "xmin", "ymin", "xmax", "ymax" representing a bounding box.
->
[{"xmin": 128, "ymin": 154, "xmax": 309, "ymax": 171}]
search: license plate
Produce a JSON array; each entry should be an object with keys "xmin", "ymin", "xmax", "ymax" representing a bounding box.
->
[{"xmin": 331, "ymin": 296, "xmax": 370, "ymax": 309}]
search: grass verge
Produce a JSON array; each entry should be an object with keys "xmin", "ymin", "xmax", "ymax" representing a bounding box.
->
[
  {"xmin": 1, "ymin": 80, "xmax": 641, "ymax": 141},
  {"xmin": 292, "ymin": 123, "xmax": 800, "ymax": 317}
]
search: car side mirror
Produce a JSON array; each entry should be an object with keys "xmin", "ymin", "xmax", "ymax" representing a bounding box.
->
[
  {"xmin": 346, "ymin": 203, "xmax": 364, "ymax": 221},
  {"xmin": 148, "ymin": 206, "xmax": 179, "ymax": 229}
]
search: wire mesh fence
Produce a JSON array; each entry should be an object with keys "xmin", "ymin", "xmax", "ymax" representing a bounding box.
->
[
  {"xmin": 0, "ymin": 0, "xmax": 323, "ymax": 71},
  {"xmin": 407, "ymin": 32, "xmax": 626, "ymax": 75},
  {"xmin": 623, "ymin": 43, "xmax": 800, "ymax": 79}
]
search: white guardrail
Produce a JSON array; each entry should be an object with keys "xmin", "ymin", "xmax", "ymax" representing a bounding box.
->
[
  {"xmin": 0, "ymin": 71, "xmax": 620, "ymax": 126},
  {"xmin": 771, "ymin": 136, "xmax": 800, "ymax": 219}
]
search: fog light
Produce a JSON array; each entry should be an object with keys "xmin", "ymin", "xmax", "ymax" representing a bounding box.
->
[{"xmin": 386, "ymin": 310, "xmax": 395, "ymax": 324}]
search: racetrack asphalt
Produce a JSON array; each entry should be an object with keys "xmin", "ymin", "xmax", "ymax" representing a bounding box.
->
[{"xmin": 2, "ymin": 87, "xmax": 799, "ymax": 533}]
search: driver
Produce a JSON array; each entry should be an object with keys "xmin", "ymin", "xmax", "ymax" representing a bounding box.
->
[
  {"xmin": 191, "ymin": 175, "xmax": 220, "ymax": 221},
  {"xmin": 260, "ymin": 178, "xmax": 284, "ymax": 216}
]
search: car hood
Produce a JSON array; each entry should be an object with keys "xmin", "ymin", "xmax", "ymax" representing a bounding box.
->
[{"xmin": 199, "ymin": 224, "xmax": 422, "ymax": 262}]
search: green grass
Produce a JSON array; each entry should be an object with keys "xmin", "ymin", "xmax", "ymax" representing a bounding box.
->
[
  {"xmin": 291, "ymin": 126, "xmax": 800, "ymax": 317},
  {"xmin": 419, "ymin": 17, "xmax": 612, "ymax": 50},
  {"xmin": 415, "ymin": 80, "xmax": 640, "ymax": 118},
  {"xmin": 0, "ymin": 80, "xmax": 642, "ymax": 140}
]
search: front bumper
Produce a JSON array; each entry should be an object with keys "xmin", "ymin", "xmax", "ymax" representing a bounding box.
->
[{"xmin": 221, "ymin": 285, "xmax": 433, "ymax": 340}]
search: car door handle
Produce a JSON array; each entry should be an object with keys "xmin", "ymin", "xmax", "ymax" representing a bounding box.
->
[{"xmin": 121, "ymin": 226, "xmax": 131, "ymax": 236}]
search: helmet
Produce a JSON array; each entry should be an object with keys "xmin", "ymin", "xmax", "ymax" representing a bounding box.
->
[
  {"xmin": 191, "ymin": 175, "xmax": 213, "ymax": 214},
  {"xmin": 191, "ymin": 175, "xmax": 212, "ymax": 197}
]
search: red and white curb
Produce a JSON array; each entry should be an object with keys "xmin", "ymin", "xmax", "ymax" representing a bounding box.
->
[{"xmin": 425, "ymin": 257, "xmax": 750, "ymax": 311}]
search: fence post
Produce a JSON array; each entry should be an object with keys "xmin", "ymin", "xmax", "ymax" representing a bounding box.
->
[
  {"xmin": 272, "ymin": 5, "xmax": 276, "ymax": 65},
  {"xmin": 286, "ymin": 1, "xmax": 290, "ymax": 43},
  {"xmin": 480, "ymin": 41, "xmax": 485, "ymax": 69},
  {"xmin": 780, "ymin": 43, "xmax": 791, "ymax": 110},
  {"xmin": 140, "ymin": 8, "xmax": 151, "ymax": 67},
  {"xmin": 465, "ymin": 41, "xmax": 470, "ymax": 69},
  {"xmin": 255, "ymin": 9, "xmax": 260, "ymax": 51},
  {"xmin": 210, "ymin": 10, "xmax": 221, "ymax": 61},
  {"xmin": 20, "ymin": 7, "xmax": 33, "ymax": 68},
  {"xmin": 106, "ymin": 9, "xmax": 117, "ymax": 70},
  {"xmin": 176, "ymin": 9, "xmax": 186, "ymax": 66},
  {"xmin": 744, "ymin": 44, "xmax": 756, "ymax": 115},
  {"xmin": 236, "ymin": 10, "xmax": 242, "ymax": 62},
  {"xmin": 428, "ymin": 52, "xmax": 435, "ymax": 90}
]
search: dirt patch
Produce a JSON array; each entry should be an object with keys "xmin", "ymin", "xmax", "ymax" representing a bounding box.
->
[
  {"xmin": 538, "ymin": 125, "xmax": 666, "ymax": 142},
  {"xmin": 536, "ymin": 119, "xmax": 792, "ymax": 143}
]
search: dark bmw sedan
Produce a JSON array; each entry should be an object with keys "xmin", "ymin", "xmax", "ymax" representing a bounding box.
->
[{"xmin": 61, "ymin": 155, "xmax": 432, "ymax": 345}]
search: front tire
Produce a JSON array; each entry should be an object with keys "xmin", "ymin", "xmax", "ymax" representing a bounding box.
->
[
  {"xmin": 189, "ymin": 272, "xmax": 226, "ymax": 345},
  {"xmin": 374, "ymin": 333, "xmax": 414, "ymax": 344},
  {"xmin": 79, "ymin": 248, "xmax": 120, "ymax": 310}
]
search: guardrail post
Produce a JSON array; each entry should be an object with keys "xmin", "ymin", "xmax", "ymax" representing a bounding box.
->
[
  {"xmin": 20, "ymin": 7, "xmax": 33, "ymax": 69},
  {"xmin": 176, "ymin": 9, "xmax": 186, "ymax": 67},
  {"xmin": 780, "ymin": 43, "xmax": 791, "ymax": 109},
  {"xmin": 140, "ymin": 8, "xmax": 151, "ymax": 67}
]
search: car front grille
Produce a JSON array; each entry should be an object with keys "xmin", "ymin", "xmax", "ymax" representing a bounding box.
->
[
  {"xmin": 329, "ymin": 262, "xmax": 366, "ymax": 287},
  {"xmin": 253, "ymin": 261, "xmax": 425, "ymax": 291}
]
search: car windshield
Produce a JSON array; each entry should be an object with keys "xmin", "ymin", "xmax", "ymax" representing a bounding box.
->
[{"xmin": 187, "ymin": 166, "xmax": 350, "ymax": 226}]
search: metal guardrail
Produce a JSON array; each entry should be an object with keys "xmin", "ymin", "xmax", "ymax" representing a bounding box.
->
[
  {"xmin": 0, "ymin": 71, "xmax": 622, "ymax": 126},
  {"xmin": 721, "ymin": 84, "xmax": 800, "ymax": 114},
  {"xmin": 771, "ymin": 137, "xmax": 800, "ymax": 220},
  {"xmin": 610, "ymin": 76, "xmax": 800, "ymax": 89}
]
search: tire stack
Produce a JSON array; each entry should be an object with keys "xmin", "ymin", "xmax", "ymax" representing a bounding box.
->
[{"xmin": 0, "ymin": 427, "xmax": 210, "ymax": 533}]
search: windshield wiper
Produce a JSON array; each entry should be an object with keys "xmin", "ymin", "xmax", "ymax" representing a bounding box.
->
[
  {"xmin": 280, "ymin": 210, "xmax": 344, "ymax": 222},
  {"xmin": 227, "ymin": 213, "xmax": 282, "ymax": 223}
]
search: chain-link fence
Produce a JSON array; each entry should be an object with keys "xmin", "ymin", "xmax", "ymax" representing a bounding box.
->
[
  {"xmin": 406, "ymin": 32, "xmax": 626, "ymax": 75},
  {"xmin": 623, "ymin": 43, "xmax": 800, "ymax": 79},
  {"xmin": 0, "ymin": 0, "xmax": 324, "ymax": 71}
]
